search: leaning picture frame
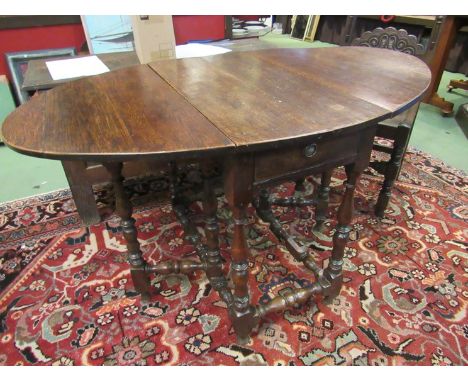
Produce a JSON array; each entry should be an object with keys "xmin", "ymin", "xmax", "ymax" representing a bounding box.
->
[
  {"xmin": 290, "ymin": 15, "xmax": 310, "ymax": 40},
  {"xmin": 303, "ymin": 16, "xmax": 321, "ymax": 42},
  {"xmin": 81, "ymin": 15, "xmax": 134, "ymax": 55},
  {"xmin": 5, "ymin": 47, "xmax": 77, "ymax": 105}
]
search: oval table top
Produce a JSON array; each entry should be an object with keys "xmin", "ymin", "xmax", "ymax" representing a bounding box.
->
[{"xmin": 2, "ymin": 47, "xmax": 431, "ymax": 162}]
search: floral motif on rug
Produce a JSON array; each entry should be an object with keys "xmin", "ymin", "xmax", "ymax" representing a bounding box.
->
[{"xmin": 0, "ymin": 149, "xmax": 466, "ymax": 366}]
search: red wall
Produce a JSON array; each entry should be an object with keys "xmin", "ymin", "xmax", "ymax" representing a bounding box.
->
[
  {"xmin": 0, "ymin": 24, "xmax": 86, "ymax": 80},
  {"xmin": 172, "ymin": 16, "xmax": 225, "ymax": 45}
]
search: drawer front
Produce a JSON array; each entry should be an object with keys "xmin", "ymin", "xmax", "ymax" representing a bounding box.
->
[{"xmin": 254, "ymin": 131, "xmax": 360, "ymax": 183}]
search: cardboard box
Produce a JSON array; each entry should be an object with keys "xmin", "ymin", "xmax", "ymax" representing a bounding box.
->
[{"xmin": 131, "ymin": 15, "xmax": 176, "ymax": 64}]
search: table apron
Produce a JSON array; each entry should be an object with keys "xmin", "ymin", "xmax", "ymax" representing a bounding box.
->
[{"xmin": 253, "ymin": 128, "xmax": 362, "ymax": 187}]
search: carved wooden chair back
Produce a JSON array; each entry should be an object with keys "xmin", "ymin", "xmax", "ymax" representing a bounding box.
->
[
  {"xmin": 336, "ymin": 26, "xmax": 435, "ymax": 216},
  {"xmin": 342, "ymin": 16, "xmax": 445, "ymax": 62},
  {"xmin": 350, "ymin": 26, "xmax": 425, "ymax": 57}
]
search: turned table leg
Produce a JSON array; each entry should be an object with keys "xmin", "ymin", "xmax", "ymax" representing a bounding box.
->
[
  {"xmin": 321, "ymin": 164, "xmax": 359, "ymax": 300},
  {"xmin": 167, "ymin": 162, "xmax": 233, "ymax": 306},
  {"xmin": 314, "ymin": 169, "xmax": 333, "ymax": 229},
  {"xmin": 104, "ymin": 162, "xmax": 151, "ymax": 302},
  {"xmin": 201, "ymin": 162, "xmax": 233, "ymax": 305},
  {"xmin": 294, "ymin": 177, "xmax": 307, "ymax": 192},
  {"xmin": 224, "ymin": 155, "xmax": 257, "ymax": 344}
]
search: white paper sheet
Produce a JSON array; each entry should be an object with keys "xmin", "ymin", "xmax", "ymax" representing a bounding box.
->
[
  {"xmin": 46, "ymin": 56, "xmax": 110, "ymax": 81},
  {"xmin": 175, "ymin": 43, "xmax": 231, "ymax": 59}
]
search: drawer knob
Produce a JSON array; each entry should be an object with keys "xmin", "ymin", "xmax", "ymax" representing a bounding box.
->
[{"xmin": 304, "ymin": 143, "xmax": 317, "ymax": 158}]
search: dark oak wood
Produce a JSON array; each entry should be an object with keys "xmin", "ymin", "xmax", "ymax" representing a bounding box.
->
[
  {"xmin": 256, "ymin": 283, "xmax": 322, "ymax": 318},
  {"xmin": 62, "ymin": 160, "xmax": 100, "ymax": 226},
  {"xmin": 4, "ymin": 48, "xmax": 430, "ymax": 161},
  {"xmin": 168, "ymin": 161, "xmax": 233, "ymax": 306},
  {"xmin": 321, "ymin": 164, "xmax": 357, "ymax": 299},
  {"xmin": 3, "ymin": 64, "xmax": 234, "ymax": 161},
  {"xmin": 1, "ymin": 47, "xmax": 431, "ymax": 343},
  {"xmin": 373, "ymin": 124, "xmax": 411, "ymax": 216},
  {"xmin": 22, "ymin": 52, "xmax": 140, "ymax": 92},
  {"xmin": 201, "ymin": 161, "xmax": 233, "ymax": 304},
  {"xmin": 149, "ymin": 47, "xmax": 430, "ymax": 150},
  {"xmin": 21, "ymin": 51, "xmax": 146, "ymax": 225},
  {"xmin": 351, "ymin": 26, "xmax": 424, "ymax": 55},
  {"xmin": 294, "ymin": 177, "xmax": 306, "ymax": 192},
  {"xmin": 224, "ymin": 154, "xmax": 257, "ymax": 344},
  {"xmin": 103, "ymin": 162, "xmax": 151, "ymax": 302},
  {"xmin": 254, "ymin": 129, "xmax": 359, "ymax": 184},
  {"xmin": 341, "ymin": 15, "xmax": 442, "ymax": 49},
  {"xmin": 321, "ymin": 127, "xmax": 375, "ymax": 299},
  {"xmin": 315, "ymin": 169, "xmax": 333, "ymax": 228},
  {"xmin": 63, "ymin": 159, "xmax": 169, "ymax": 225},
  {"xmin": 8, "ymin": 48, "xmax": 432, "ymax": 223},
  {"xmin": 146, "ymin": 259, "xmax": 206, "ymax": 275},
  {"xmin": 255, "ymin": 189, "xmax": 321, "ymax": 276},
  {"xmin": 253, "ymin": 126, "xmax": 375, "ymax": 314}
]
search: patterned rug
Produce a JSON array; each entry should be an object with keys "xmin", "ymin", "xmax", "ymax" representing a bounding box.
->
[{"xmin": 0, "ymin": 149, "xmax": 466, "ymax": 366}]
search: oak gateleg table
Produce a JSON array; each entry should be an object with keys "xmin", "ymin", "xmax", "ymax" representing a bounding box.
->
[{"xmin": 2, "ymin": 47, "xmax": 431, "ymax": 343}]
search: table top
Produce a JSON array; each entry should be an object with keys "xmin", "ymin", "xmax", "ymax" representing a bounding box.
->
[
  {"xmin": 21, "ymin": 52, "xmax": 140, "ymax": 92},
  {"xmin": 2, "ymin": 47, "xmax": 431, "ymax": 162}
]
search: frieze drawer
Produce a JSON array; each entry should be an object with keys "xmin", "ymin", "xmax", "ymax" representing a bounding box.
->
[{"xmin": 254, "ymin": 131, "xmax": 360, "ymax": 184}]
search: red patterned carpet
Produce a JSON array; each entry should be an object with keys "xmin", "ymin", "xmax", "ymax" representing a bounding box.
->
[{"xmin": 0, "ymin": 149, "xmax": 467, "ymax": 366}]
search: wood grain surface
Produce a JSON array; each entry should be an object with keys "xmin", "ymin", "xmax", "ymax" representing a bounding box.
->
[
  {"xmin": 22, "ymin": 52, "xmax": 140, "ymax": 91},
  {"xmin": 3, "ymin": 64, "xmax": 233, "ymax": 161},
  {"xmin": 150, "ymin": 47, "xmax": 430, "ymax": 148},
  {"xmin": 2, "ymin": 47, "xmax": 431, "ymax": 161}
]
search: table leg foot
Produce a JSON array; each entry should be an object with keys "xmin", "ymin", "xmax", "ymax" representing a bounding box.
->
[
  {"xmin": 319, "ymin": 272, "xmax": 343, "ymax": 303},
  {"xmin": 236, "ymin": 336, "xmax": 250, "ymax": 346},
  {"xmin": 229, "ymin": 304, "xmax": 257, "ymax": 344},
  {"xmin": 131, "ymin": 268, "xmax": 151, "ymax": 302}
]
